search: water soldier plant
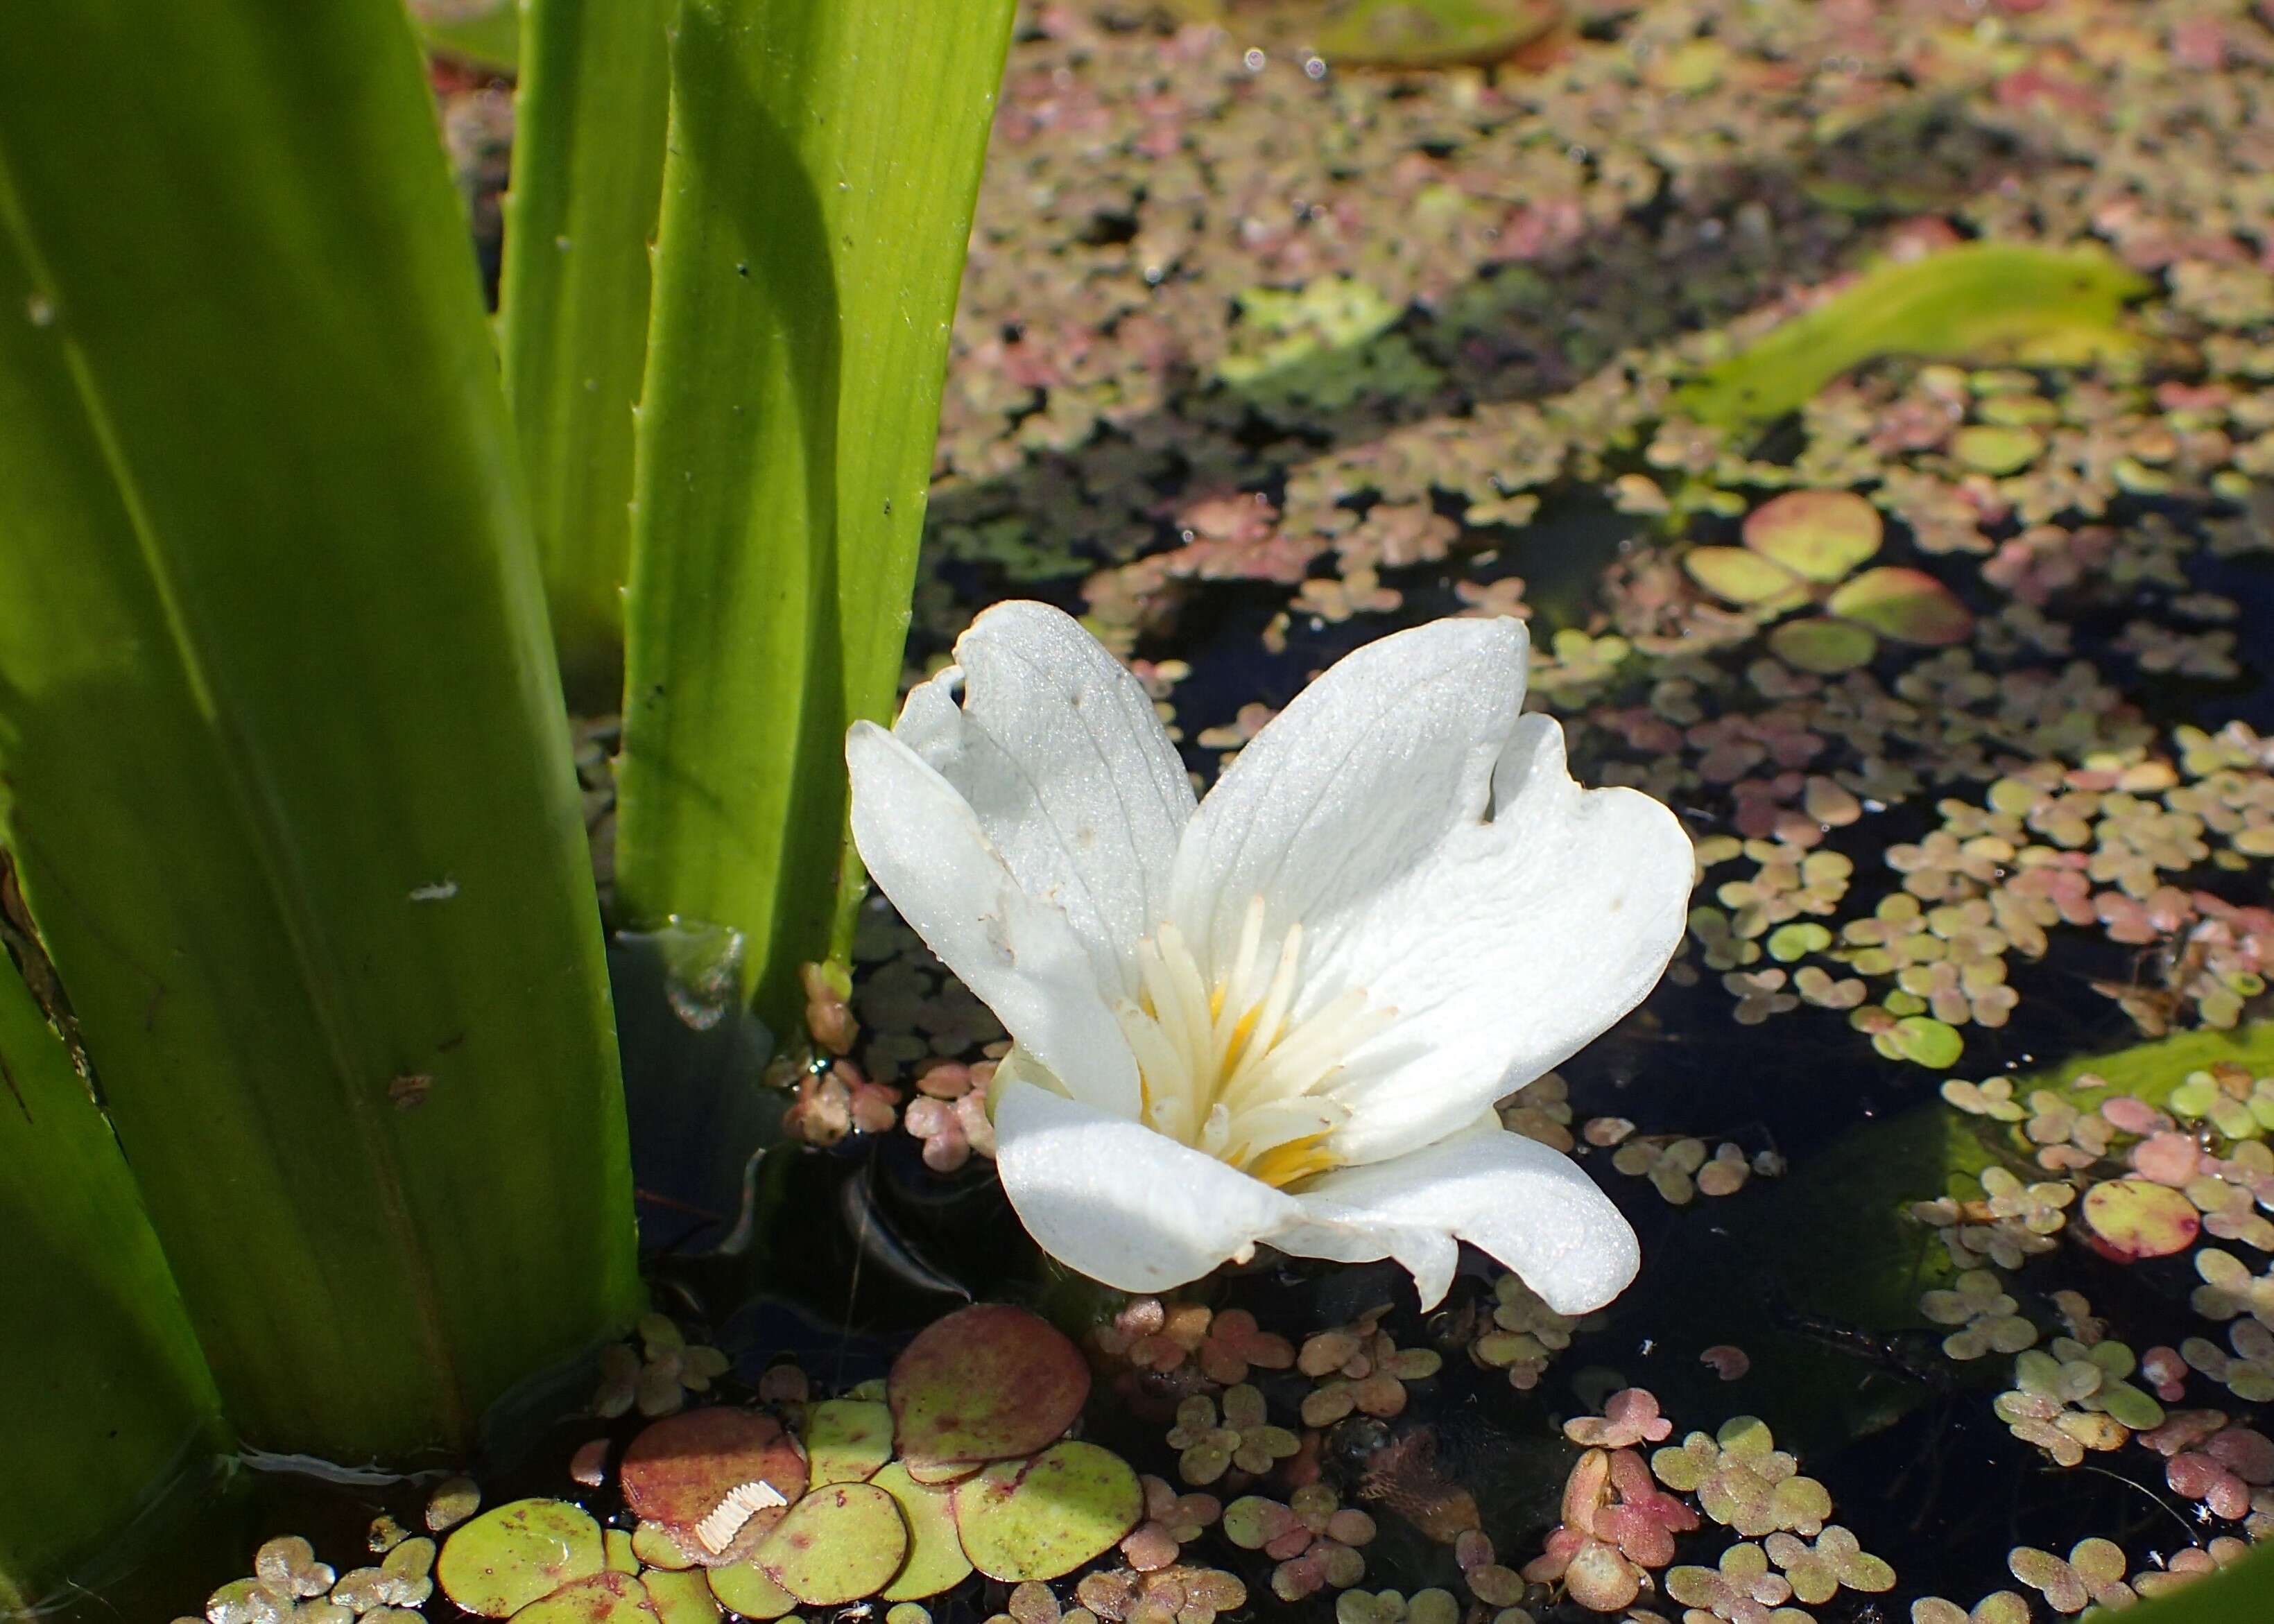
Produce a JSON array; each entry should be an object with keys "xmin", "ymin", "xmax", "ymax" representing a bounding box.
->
[
  {"xmin": 0, "ymin": 0, "xmax": 1010, "ymax": 1603},
  {"xmin": 15, "ymin": 0, "xmax": 2274, "ymax": 1617}
]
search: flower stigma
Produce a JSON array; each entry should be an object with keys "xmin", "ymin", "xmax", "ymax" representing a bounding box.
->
[{"xmin": 1114, "ymin": 895, "xmax": 1395, "ymax": 1188}]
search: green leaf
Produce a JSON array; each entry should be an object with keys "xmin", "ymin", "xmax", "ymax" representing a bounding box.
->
[
  {"xmin": 408, "ymin": 0, "xmax": 521, "ymax": 74},
  {"xmin": 1678, "ymin": 242, "xmax": 2149, "ymax": 426},
  {"xmin": 0, "ymin": 0, "xmax": 637, "ymax": 1456},
  {"xmin": 0, "ymin": 959, "xmax": 227, "ymax": 1609},
  {"xmin": 614, "ymin": 0, "xmax": 1017, "ymax": 1023},
  {"xmin": 499, "ymin": 0, "xmax": 671, "ymax": 705}
]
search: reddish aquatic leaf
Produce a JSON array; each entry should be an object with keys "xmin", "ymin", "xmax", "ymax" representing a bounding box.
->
[
  {"xmin": 620, "ymin": 1409, "xmax": 809, "ymax": 1566},
  {"xmin": 1742, "ymin": 490, "xmax": 1882, "ymax": 582},
  {"xmin": 1827, "ymin": 567, "xmax": 1973, "ymax": 646},
  {"xmin": 2081, "ymin": 1179, "xmax": 2200, "ymax": 1261},
  {"xmin": 890, "ymin": 1304, "xmax": 1090, "ymax": 1469}
]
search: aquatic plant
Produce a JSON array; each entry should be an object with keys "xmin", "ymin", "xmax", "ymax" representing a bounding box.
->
[
  {"xmin": 847, "ymin": 600, "xmax": 1694, "ymax": 1311},
  {"xmin": 0, "ymin": 0, "xmax": 1013, "ymax": 1599}
]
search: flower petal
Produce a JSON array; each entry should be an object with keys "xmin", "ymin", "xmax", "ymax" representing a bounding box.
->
[
  {"xmin": 846, "ymin": 724, "xmax": 1139, "ymax": 1115},
  {"xmin": 1314, "ymin": 713, "xmax": 1693, "ymax": 1164},
  {"xmin": 1292, "ymin": 1128, "xmax": 1640, "ymax": 1314},
  {"xmin": 1168, "ymin": 616, "xmax": 1528, "ymax": 971},
  {"xmin": 993, "ymin": 1078, "xmax": 1302, "ymax": 1292},
  {"xmin": 893, "ymin": 601, "xmax": 1194, "ymax": 1000}
]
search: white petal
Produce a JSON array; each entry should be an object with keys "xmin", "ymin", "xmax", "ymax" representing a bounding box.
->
[
  {"xmin": 993, "ymin": 1078, "xmax": 1302, "ymax": 1293},
  {"xmin": 1168, "ymin": 616, "xmax": 1528, "ymax": 972},
  {"xmin": 1314, "ymin": 713, "xmax": 1693, "ymax": 1164},
  {"xmin": 846, "ymin": 724, "xmax": 1140, "ymax": 1115},
  {"xmin": 894, "ymin": 601, "xmax": 1194, "ymax": 999},
  {"xmin": 1293, "ymin": 1128, "xmax": 1639, "ymax": 1314}
]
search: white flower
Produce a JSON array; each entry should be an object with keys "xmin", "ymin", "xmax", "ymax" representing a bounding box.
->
[{"xmin": 845, "ymin": 603, "xmax": 1692, "ymax": 1314}]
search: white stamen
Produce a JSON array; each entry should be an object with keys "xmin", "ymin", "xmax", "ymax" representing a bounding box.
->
[{"xmin": 1115, "ymin": 896, "xmax": 1388, "ymax": 1186}]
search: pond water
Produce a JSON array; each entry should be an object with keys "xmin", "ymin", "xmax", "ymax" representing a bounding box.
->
[{"xmin": 159, "ymin": 2, "xmax": 2274, "ymax": 1622}]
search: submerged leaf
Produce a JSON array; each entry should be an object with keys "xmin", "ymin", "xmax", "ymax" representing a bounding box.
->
[{"xmin": 1679, "ymin": 243, "xmax": 2148, "ymax": 426}]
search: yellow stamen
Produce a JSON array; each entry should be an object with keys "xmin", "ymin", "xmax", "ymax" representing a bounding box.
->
[
  {"xmin": 1116, "ymin": 896, "xmax": 1383, "ymax": 1183},
  {"xmin": 1248, "ymin": 1133, "xmax": 1341, "ymax": 1190}
]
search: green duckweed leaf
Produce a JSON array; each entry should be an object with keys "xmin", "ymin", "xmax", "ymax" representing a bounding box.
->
[
  {"xmin": 888, "ymin": 1304, "xmax": 1090, "ymax": 1469},
  {"xmin": 1742, "ymin": 490, "xmax": 1882, "ymax": 582},
  {"xmin": 951, "ymin": 1440, "xmax": 1144, "ymax": 1582},
  {"xmin": 438, "ymin": 1500, "xmax": 607, "ymax": 1618},
  {"xmin": 1876, "ymin": 1016, "xmax": 1965, "ymax": 1069},
  {"xmin": 1767, "ymin": 923, "xmax": 1835, "ymax": 962},
  {"xmin": 757, "ymin": 1483, "xmax": 910, "ymax": 1606},
  {"xmin": 872, "ymin": 1461, "xmax": 974, "ymax": 1601},
  {"xmin": 1827, "ymin": 568, "xmax": 1974, "ymax": 647}
]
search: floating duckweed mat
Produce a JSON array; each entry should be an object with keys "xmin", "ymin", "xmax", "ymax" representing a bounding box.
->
[{"xmin": 165, "ymin": 0, "xmax": 2274, "ymax": 1618}]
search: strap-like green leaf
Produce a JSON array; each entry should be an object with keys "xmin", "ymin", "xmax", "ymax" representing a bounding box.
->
[
  {"xmin": 501, "ymin": 0, "xmax": 671, "ymax": 705},
  {"xmin": 0, "ymin": 0, "xmax": 637, "ymax": 1457},
  {"xmin": 0, "ymin": 958, "xmax": 226, "ymax": 1608},
  {"xmin": 614, "ymin": 0, "xmax": 1017, "ymax": 1025}
]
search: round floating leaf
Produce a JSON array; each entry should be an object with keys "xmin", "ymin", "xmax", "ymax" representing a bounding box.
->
[
  {"xmin": 1767, "ymin": 616, "xmax": 1878, "ymax": 675},
  {"xmin": 951, "ymin": 1440, "xmax": 1144, "ymax": 1582},
  {"xmin": 1741, "ymin": 490, "xmax": 1883, "ymax": 582},
  {"xmin": 437, "ymin": 1499, "xmax": 607, "ymax": 1618},
  {"xmin": 1952, "ymin": 424, "xmax": 2043, "ymax": 474},
  {"xmin": 1684, "ymin": 545, "xmax": 1805, "ymax": 609},
  {"xmin": 630, "ymin": 1523, "xmax": 698, "ymax": 1571},
  {"xmin": 805, "ymin": 1399, "xmax": 894, "ymax": 1487},
  {"xmin": 1875, "ymin": 1016, "xmax": 1963, "ymax": 1069},
  {"xmin": 2081, "ymin": 1178, "xmax": 2201, "ymax": 1261},
  {"xmin": 757, "ymin": 1483, "xmax": 910, "ymax": 1605},
  {"xmin": 872, "ymin": 1461, "xmax": 975, "ymax": 1601},
  {"xmin": 705, "ymin": 1558, "xmax": 796, "ymax": 1621},
  {"xmin": 638, "ymin": 1569, "xmax": 718, "ymax": 1624},
  {"xmin": 1827, "ymin": 567, "xmax": 1973, "ymax": 646},
  {"xmin": 889, "ymin": 1304, "xmax": 1089, "ymax": 1469},
  {"xmin": 603, "ymin": 1530, "xmax": 637, "ymax": 1575},
  {"xmin": 507, "ymin": 1571, "xmax": 657, "ymax": 1623},
  {"xmin": 621, "ymin": 1410, "xmax": 807, "ymax": 1565}
]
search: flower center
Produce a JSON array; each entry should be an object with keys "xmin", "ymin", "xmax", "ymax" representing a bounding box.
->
[{"xmin": 1114, "ymin": 895, "xmax": 1395, "ymax": 1189}]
